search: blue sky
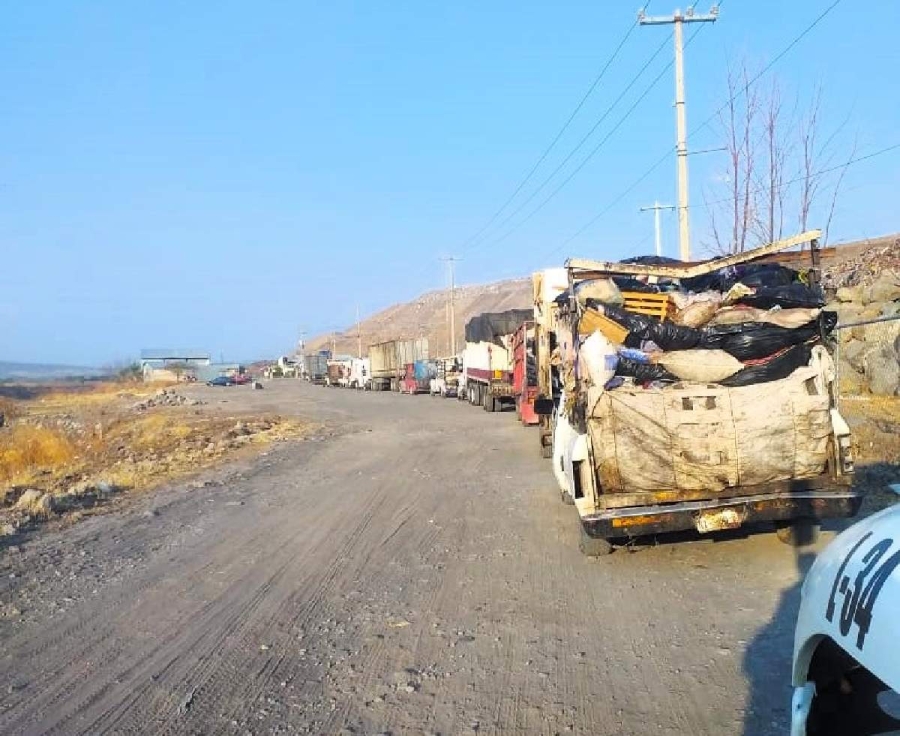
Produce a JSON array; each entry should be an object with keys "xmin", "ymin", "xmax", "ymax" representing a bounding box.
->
[{"xmin": 2, "ymin": 1, "xmax": 898, "ymax": 366}]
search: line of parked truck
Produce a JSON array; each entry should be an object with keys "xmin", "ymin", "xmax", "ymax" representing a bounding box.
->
[{"xmin": 295, "ymin": 230, "xmax": 861, "ymax": 555}]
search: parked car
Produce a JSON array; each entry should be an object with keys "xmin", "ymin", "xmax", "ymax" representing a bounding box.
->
[
  {"xmin": 790, "ymin": 501, "xmax": 900, "ymax": 735},
  {"xmin": 231, "ymin": 373, "xmax": 251, "ymax": 385},
  {"xmin": 207, "ymin": 375, "xmax": 232, "ymax": 386}
]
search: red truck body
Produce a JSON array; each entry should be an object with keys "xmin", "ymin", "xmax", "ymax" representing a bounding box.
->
[{"xmin": 512, "ymin": 321, "xmax": 539, "ymax": 426}]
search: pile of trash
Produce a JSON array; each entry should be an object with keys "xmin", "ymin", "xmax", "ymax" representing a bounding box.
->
[
  {"xmin": 132, "ymin": 389, "xmax": 205, "ymax": 411},
  {"xmin": 572, "ymin": 259, "xmax": 836, "ymax": 390}
]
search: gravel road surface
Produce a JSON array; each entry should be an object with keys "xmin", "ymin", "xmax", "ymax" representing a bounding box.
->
[{"xmin": 0, "ymin": 380, "xmax": 823, "ymax": 735}]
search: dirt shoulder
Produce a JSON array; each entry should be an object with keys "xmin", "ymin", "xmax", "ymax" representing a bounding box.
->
[{"xmin": 0, "ymin": 381, "xmax": 312, "ymax": 543}]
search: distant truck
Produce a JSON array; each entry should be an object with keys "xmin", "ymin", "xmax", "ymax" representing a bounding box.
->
[
  {"xmin": 401, "ymin": 359, "xmax": 435, "ymax": 394},
  {"xmin": 462, "ymin": 310, "xmax": 532, "ymax": 413},
  {"xmin": 326, "ymin": 357, "xmax": 353, "ymax": 387},
  {"xmin": 301, "ymin": 354, "xmax": 328, "ymax": 384},
  {"xmin": 349, "ymin": 357, "xmax": 370, "ymax": 390},
  {"xmin": 368, "ymin": 339, "xmax": 429, "ymax": 392},
  {"xmin": 511, "ymin": 321, "xmax": 539, "ymax": 426},
  {"xmin": 429, "ymin": 357, "xmax": 461, "ymax": 398}
]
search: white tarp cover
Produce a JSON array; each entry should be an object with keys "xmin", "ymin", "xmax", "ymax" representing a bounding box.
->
[{"xmin": 588, "ymin": 364, "xmax": 833, "ymax": 493}]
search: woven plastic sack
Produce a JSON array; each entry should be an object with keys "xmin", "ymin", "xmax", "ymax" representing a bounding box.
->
[{"xmin": 656, "ymin": 349, "xmax": 743, "ymax": 382}]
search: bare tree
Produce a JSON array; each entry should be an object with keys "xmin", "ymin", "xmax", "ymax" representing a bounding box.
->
[
  {"xmin": 708, "ymin": 61, "xmax": 759, "ymax": 255},
  {"xmin": 704, "ymin": 65, "xmax": 853, "ymax": 254}
]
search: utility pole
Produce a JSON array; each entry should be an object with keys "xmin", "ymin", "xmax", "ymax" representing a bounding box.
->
[
  {"xmin": 639, "ymin": 201, "xmax": 676, "ymax": 257},
  {"xmin": 440, "ymin": 257, "xmax": 461, "ymax": 356},
  {"xmin": 639, "ymin": 5, "xmax": 718, "ymax": 261},
  {"xmin": 356, "ymin": 305, "xmax": 362, "ymax": 359}
]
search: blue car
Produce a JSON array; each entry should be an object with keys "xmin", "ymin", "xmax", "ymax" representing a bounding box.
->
[{"xmin": 206, "ymin": 375, "xmax": 232, "ymax": 386}]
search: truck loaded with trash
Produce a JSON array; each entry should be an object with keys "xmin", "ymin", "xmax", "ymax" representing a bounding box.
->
[
  {"xmin": 462, "ymin": 309, "xmax": 533, "ymax": 413},
  {"xmin": 543, "ymin": 231, "xmax": 860, "ymax": 555}
]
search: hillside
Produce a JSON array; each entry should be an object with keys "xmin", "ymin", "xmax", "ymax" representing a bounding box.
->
[
  {"xmin": 305, "ymin": 233, "xmax": 900, "ymax": 358},
  {"xmin": 305, "ymin": 277, "xmax": 532, "ymax": 358}
]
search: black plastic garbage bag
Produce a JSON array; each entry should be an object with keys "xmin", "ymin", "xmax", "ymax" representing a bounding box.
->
[
  {"xmin": 737, "ymin": 283, "xmax": 825, "ymax": 310},
  {"xmin": 682, "ymin": 262, "xmax": 798, "ymax": 293},
  {"xmin": 615, "ymin": 357, "xmax": 676, "ymax": 382},
  {"xmin": 611, "ymin": 277, "xmax": 659, "ymax": 294},
  {"xmin": 603, "ymin": 305, "xmax": 702, "ymax": 350},
  {"xmin": 698, "ymin": 311, "xmax": 835, "ymax": 361},
  {"xmin": 720, "ymin": 343, "xmax": 813, "ymax": 387}
]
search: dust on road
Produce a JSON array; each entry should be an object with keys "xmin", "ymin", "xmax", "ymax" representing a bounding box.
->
[{"xmin": 0, "ymin": 380, "xmax": 846, "ymax": 735}]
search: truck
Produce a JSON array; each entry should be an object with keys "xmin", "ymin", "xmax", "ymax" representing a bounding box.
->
[
  {"xmin": 326, "ymin": 356, "xmax": 353, "ymax": 387},
  {"xmin": 399, "ymin": 359, "xmax": 434, "ymax": 394},
  {"xmin": 349, "ymin": 357, "xmax": 370, "ymax": 390},
  {"xmin": 462, "ymin": 310, "xmax": 532, "ymax": 413},
  {"xmin": 301, "ymin": 353, "xmax": 328, "ymax": 384},
  {"xmin": 368, "ymin": 338, "xmax": 429, "ymax": 392},
  {"xmin": 546, "ymin": 231, "xmax": 860, "ymax": 555},
  {"xmin": 532, "ymin": 268, "xmax": 569, "ymax": 457},
  {"xmin": 429, "ymin": 357, "xmax": 461, "ymax": 398},
  {"xmin": 511, "ymin": 321, "xmax": 539, "ymax": 426}
]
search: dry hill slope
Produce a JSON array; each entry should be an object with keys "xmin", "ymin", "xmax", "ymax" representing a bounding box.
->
[
  {"xmin": 306, "ymin": 278, "xmax": 532, "ymax": 358},
  {"xmin": 306, "ymin": 233, "xmax": 900, "ymax": 358}
]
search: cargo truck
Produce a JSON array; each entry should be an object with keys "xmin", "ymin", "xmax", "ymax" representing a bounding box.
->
[
  {"xmin": 368, "ymin": 338, "xmax": 429, "ymax": 392},
  {"xmin": 401, "ymin": 359, "xmax": 436, "ymax": 394},
  {"xmin": 511, "ymin": 321, "xmax": 539, "ymax": 426},
  {"xmin": 326, "ymin": 357, "xmax": 353, "ymax": 387},
  {"xmin": 429, "ymin": 357, "xmax": 461, "ymax": 398},
  {"xmin": 546, "ymin": 231, "xmax": 860, "ymax": 555},
  {"xmin": 463, "ymin": 310, "xmax": 532, "ymax": 413},
  {"xmin": 301, "ymin": 354, "xmax": 328, "ymax": 384},
  {"xmin": 349, "ymin": 357, "xmax": 370, "ymax": 390},
  {"xmin": 532, "ymin": 268, "xmax": 569, "ymax": 457}
]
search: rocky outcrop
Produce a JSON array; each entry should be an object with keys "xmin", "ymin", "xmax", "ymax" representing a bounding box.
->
[{"xmin": 831, "ymin": 270, "xmax": 900, "ymax": 396}]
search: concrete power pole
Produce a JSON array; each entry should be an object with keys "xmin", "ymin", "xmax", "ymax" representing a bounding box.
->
[
  {"xmin": 355, "ymin": 304, "xmax": 362, "ymax": 359},
  {"xmin": 639, "ymin": 201, "xmax": 676, "ymax": 256},
  {"xmin": 440, "ymin": 257, "xmax": 461, "ymax": 356},
  {"xmin": 639, "ymin": 5, "xmax": 718, "ymax": 261}
]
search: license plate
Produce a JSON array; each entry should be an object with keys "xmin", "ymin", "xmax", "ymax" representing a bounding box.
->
[{"xmin": 695, "ymin": 508, "xmax": 744, "ymax": 533}]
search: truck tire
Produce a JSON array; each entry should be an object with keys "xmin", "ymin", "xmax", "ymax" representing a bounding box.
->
[
  {"xmin": 776, "ymin": 520, "xmax": 820, "ymax": 547},
  {"xmin": 579, "ymin": 526, "xmax": 613, "ymax": 557},
  {"xmin": 483, "ymin": 392, "xmax": 495, "ymax": 412},
  {"xmin": 541, "ymin": 443, "xmax": 553, "ymax": 459}
]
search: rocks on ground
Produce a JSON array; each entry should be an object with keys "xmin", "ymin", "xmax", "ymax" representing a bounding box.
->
[{"xmin": 133, "ymin": 389, "xmax": 204, "ymax": 411}]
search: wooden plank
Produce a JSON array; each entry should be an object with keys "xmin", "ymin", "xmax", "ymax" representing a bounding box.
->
[{"xmin": 566, "ymin": 230, "xmax": 822, "ymax": 279}]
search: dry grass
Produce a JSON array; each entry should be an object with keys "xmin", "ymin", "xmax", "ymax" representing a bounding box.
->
[{"xmin": 0, "ymin": 425, "xmax": 76, "ymax": 485}]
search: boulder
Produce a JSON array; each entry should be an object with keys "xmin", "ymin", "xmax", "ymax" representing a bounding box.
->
[
  {"xmin": 866, "ymin": 272, "xmax": 900, "ymax": 304},
  {"xmin": 842, "ymin": 340, "xmax": 871, "ymax": 372},
  {"xmin": 836, "ymin": 286, "xmax": 863, "ymax": 303},
  {"xmin": 864, "ymin": 345, "xmax": 900, "ymax": 396},
  {"xmin": 838, "ymin": 359, "xmax": 867, "ymax": 395}
]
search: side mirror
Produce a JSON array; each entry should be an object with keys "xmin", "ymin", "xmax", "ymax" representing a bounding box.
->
[{"xmin": 534, "ymin": 397, "xmax": 555, "ymax": 416}]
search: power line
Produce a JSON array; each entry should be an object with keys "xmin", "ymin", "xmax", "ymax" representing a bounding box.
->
[
  {"xmin": 553, "ymin": 0, "xmax": 846, "ymax": 255},
  {"xmin": 456, "ymin": 9, "xmax": 649, "ymax": 252},
  {"xmin": 463, "ymin": 31, "xmax": 673, "ymax": 253},
  {"xmin": 479, "ymin": 49, "xmax": 677, "ymax": 252},
  {"xmin": 694, "ymin": 141, "xmax": 900, "ymax": 211}
]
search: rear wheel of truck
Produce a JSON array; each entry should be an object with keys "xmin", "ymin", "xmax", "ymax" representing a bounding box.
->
[
  {"xmin": 579, "ymin": 526, "xmax": 613, "ymax": 557},
  {"xmin": 775, "ymin": 520, "xmax": 820, "ymax": 547}
]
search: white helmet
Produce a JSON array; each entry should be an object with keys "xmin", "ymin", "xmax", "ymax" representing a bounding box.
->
[{"xmin": 791, "ymin": 503, "xmax": 900, "ymax": 735}]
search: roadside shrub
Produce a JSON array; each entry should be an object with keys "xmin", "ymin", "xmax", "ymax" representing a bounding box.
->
[{"xmin": 0, "ymin": 426, "xmax": 76, "ymax": 484}]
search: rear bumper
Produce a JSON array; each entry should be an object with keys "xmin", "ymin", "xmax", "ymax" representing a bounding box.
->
[{"xmin": 581, "ymin": 489, "xmax": 862, "ymax": 540}]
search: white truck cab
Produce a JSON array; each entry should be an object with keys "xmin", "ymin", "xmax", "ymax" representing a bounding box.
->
[{"xmin": 791, "ymin": 502, "xmax": 900, "ymax": 735}]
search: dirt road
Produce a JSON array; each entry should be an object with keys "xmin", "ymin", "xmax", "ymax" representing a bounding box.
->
[{"xmin": 0, "ymin": 380, "xmax": 820, "ymax": 735}]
